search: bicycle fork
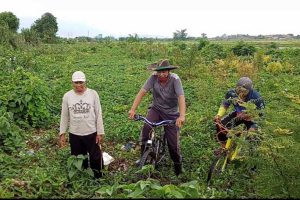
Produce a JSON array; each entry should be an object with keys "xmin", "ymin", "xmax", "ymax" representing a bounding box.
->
[
  {"xmin": 221, "ymin": 138, "xmax": 240, "ymax": 172},
  {"xmin": 220, "ymin": 138, "xmax": 241, "ymax": 172}
]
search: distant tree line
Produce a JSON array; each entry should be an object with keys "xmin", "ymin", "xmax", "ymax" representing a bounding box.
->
[
  {"xmin": 1, "ymin": 11, "xmax": 300, "ymax": 48},
  {"xmin": 0, "ymin": 11, "xmax": 58, "ymax": 47}
]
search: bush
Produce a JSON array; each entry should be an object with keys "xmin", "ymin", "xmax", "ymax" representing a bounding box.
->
[
  {"xmin": 21, "ymin": 28, "xmax": 40, "ymax": 46},
  {"xmin": 200, "ymin": 43, "xmax": 228, "ymax": 63},
  {"xmin": 232, "ymin": 41, "xmax": 256, "ymax": 57},
  {"xmin": 0, "ymin": 67, "xmax": 52, "ymax": 128},
  {"xmin": 197, "ymin": 38, "xmax": 209, "ymax": 50},
  {"xmin": 0, "ymin": 108, "xmax": 24, "ymax": 153},
  {"xmin": 265, "ymin": 61, "xmax": 294, "ymax": 74}
]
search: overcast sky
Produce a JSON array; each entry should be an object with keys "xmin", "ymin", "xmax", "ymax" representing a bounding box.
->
[{"xmin": 1, "ymin": 0, "xmax": 299, "ymax": 38}]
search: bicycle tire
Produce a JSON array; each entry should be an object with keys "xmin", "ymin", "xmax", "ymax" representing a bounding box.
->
[
  {"xmin": 139, "ymin": 149, "xmax": 156, "ymax": 169},
  {"xmin": 207, "ymin": 153, "xmax": 229, "ymax": 186}
]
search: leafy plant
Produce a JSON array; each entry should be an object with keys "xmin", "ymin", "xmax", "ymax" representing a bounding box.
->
[
  {"xmin": 67, "ymin": 155, "xmax": 94, "ymax": 179},
  {"xmin": 0, "ymin": 108, "xmax": 24, "ymax": 152},
  {"xmin": 231, "ymin": 41, "xmax": 256, "ymax": 57},
  {"xmin": 2, "ymin": 67, "xmax": 52, "ymax": 128}
]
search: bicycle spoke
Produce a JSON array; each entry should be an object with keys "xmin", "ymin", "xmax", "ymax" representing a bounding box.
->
[{"xmin": 139, "ymin": 149, "xmax": 156, "ymax": 169}]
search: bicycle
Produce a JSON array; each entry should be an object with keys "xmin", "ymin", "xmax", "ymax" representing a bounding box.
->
[
  {"xmin": 206, "ymin": 118, "xmax": 248, "ymax": 186},
  {"xmin": 133, "ymin": 114, "xmax": 176, "ymax": 170}
]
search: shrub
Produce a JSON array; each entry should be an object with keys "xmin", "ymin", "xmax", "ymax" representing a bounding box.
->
[
  {"xmin": 20, "ymin": 28, "xmax": 40, "ymax": 46},
  {"xmin": 231, "ymin": 41, "xmax": 256, "ymax": 57},
  {"xmin": 1, "ymin": 67, "xmax": 52, "ymax": 128},
  {"xmin": 265, "ymin": 61, "xmax": 294, "ymax": 74},
  {"xmin": 266, "ymin": 61, "xmax": 283, "ymax": 74},
  {"xmin": 0, "ymin": 108, "xmax": 24, "ymax": 153},
  {"xmin": 200, "ymin": 43, "xmax": 228, "ymax": 63}
]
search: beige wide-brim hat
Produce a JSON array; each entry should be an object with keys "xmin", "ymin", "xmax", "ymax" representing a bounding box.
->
[{"xmin": 147, "ymin": 59, "xmax": 179, "ymax": 71}]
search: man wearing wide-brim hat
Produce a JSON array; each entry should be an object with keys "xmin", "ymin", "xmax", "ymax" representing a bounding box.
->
[{"xmin": 129, "ymin": 59, "xmax": 186, "ymax": 176}]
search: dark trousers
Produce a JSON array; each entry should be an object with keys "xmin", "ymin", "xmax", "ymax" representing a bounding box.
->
[
  {"xmin": 141, "ymin": 107, "xmax": 181, "ymax": 164},
  {"xmin": 216, "ymin": 111, "xmax": 258, "ymax": 143},
  {"xmin": 221, "ymin": 111, "xmax": 258, "ymax": 130},
  {"xmin": 69, "ymin": 132, "xmax": 104, "ymax": 178}
]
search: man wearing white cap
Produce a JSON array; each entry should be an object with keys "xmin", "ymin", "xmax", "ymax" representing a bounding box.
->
[{"xmin": 59, "ymin": 71, "xmax": 105, "ymax": 178}]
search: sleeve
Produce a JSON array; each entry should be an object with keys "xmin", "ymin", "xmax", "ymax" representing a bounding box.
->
[
  {"xmin": 174, "ymin": 77, "xmax": 184, "ymax": 96},
  {"xmin": 59, "ymin": 94, "xmax": 69, "ymax": 135},
  {"xmin": 94, "ymin": 90, "xmax": 105, "ymax": 135},
  {"xmin": 143, "ymin": 75, "xmax": 154, "ymax": 92},
  {"xmin": 254, "ymin": 97, "xmax": 265, "ymax": 110},
  {"xmin": 217, "ymin": 106, "xmax": 226, "ymax": 117}
]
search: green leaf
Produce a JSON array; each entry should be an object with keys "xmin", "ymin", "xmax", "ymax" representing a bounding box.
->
[
  {"xmin": 68, "ymin": 170, "xmax": 76, "ymax": 179},
  {"xmin": 85, "ymin": 168, "xmax": 94, "ymax": 177},
  {"xmin": 25, "ymin": 94, "xmax": 32, "ymax": 102},
  {"xmin": 74, "ymin": 159, "xmax": 83, "ymax": 170},
  {"xmin": 127, "ymin": 188, "xmax": 144, "ymax": 198},
  {"xmin": 8, "ymin": 102, "xmax": 16, "ymax": 107}
]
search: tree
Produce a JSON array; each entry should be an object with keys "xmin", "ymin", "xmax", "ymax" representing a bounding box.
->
[
  {"xmin": 201, "ymin": 33, "xmax": 207, "ymax": 39},
  {"xmin": 0, "ymin": 19, "xmax": 17, "ymax": 48},
  {"xmin": 0, "ymin": 20, "xmax": 12, "ymax": 45},
  {"xmin": 173, "ymin": 29, "xmax": 188, "ymax": 40},
  {"xmin": 0, "ymin": 11, "xmax": 19, "ymax": 33},
  {"xmin": 31, "ymin": 12, "xmax": 58, "ymax": 43}
]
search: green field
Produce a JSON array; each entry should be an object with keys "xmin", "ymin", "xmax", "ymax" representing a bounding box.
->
[{"xmin": 0, "ymin": 40, "xmax": 299, "ymax": 198}]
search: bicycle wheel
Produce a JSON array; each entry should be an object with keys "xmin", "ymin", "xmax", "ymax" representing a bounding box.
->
[
  {"xmin": 139, "ymin": 149, "xmax": 156, "ymax": 169},
  {"xmin": 207, "ymin": 152, "xmax": 229, "ymax": 186}
]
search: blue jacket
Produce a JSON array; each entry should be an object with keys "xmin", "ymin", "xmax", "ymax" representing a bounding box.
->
[{"xmin": 223, "ymin": 89, "xmax": 265, "ymax": 114}]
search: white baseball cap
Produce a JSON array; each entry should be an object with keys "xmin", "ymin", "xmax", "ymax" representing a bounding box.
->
[{"xmin": 72, "ymin": 71, "xmax": 86, "ymax": 82}]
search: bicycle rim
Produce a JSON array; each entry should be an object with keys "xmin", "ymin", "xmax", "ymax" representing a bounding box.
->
[
  {"xmin": 207, "ymin": 154, "xmax": 228, "ymax": 186},
  {"xmin": 139, "ymin": 149, "xmax": 156, "ymax": 169}
]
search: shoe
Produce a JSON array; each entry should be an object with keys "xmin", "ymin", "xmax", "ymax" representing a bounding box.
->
[{"xmin": 174, "ymin": 163, "xmax": 182, "ymax": 176}]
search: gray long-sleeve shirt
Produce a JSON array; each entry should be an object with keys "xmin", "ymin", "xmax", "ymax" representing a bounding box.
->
[{"xmin": 59, "ymin": 88, "xmax": 105, "ymax": 136}]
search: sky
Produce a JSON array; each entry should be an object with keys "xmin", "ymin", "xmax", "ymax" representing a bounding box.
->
[{"xmin": 1, "ymin": 0, "xmax": 300, "ymax": 38}]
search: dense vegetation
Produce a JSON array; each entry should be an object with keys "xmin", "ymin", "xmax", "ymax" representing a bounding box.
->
[{"xmin": 0, "ymin": 37, "xmax": 299, "ymax": 198}]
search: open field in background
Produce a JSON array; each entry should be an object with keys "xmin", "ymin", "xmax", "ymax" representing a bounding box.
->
[
  {"xmin": 0, "ymin": 39, "xmax": 299, "ymax": 198},
  {"xmin": 210, "ymin": 40, "xmax": 300, "ymax": 48}
]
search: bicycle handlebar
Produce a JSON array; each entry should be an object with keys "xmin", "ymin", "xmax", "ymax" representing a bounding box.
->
[
  {"xmin": 134, "ymin": 114, "xmax": 176, "ymax": 127},
  {"xmin": 214, "ymin": 119, "xmax": 228, "ymax": 130}
]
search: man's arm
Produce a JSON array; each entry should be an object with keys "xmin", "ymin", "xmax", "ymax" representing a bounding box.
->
[
  {"xmin": 94, "ymin": 91, "xmax": 104, "ymax": 135},
  {"xmin": 128, "ymin": 88, "xmax": 147, "ymax": 119},
  {"xmin": 215, "ymin": 105, "xmax": 228, "ymax": 120},
  {"xmin": 176, "ymin": 95, "xmax": 186, "ymax": 128},
  {"xmin": 59, "ymin": 95, "xmax": 69, "ymax": 147}
]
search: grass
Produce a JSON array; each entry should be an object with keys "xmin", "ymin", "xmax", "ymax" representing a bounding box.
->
[{"xmin": 0, "ymin": 40, "xmax": 299, "ymax": 198}]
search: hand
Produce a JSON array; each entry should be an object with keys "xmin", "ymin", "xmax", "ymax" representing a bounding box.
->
[
  {"xmin": 237, "ymin": 112, "xmax": 251, "ymax": 121},
  {"xmin": 176, "ymin": 115, "xmax": 185, "ymax": 128},
  {"xmin": 96, "ymin": 135, "xmax": 103, "ymax": 144},
  {"xmin": 59, "ymin": 134, "xmax": 66, "ymax": 148},
  {"xmin": 128, "ymin": 109, "xmax": 135, "ymax": 120},
  {"xmin": 214, "ymin": 115, "xmax": 221, "ymax": 122}
]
